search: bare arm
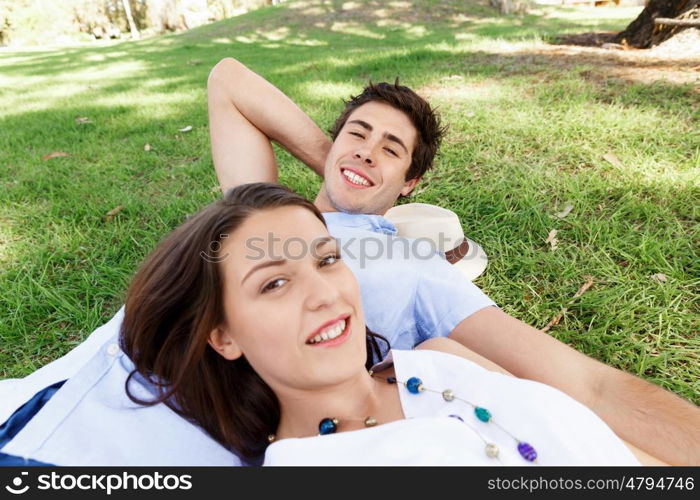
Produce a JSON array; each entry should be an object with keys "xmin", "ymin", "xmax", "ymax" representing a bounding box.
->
[
  {"xmin": 415, "ymin": 337, "xmax": 513, "ymax": 375},
  {"xmin": 207, "ymin": 57, "xmax": 331, "ymax": 192},
  {"xmin": 449, "ymin": 307, "xmax": 700, "ymax": 465}
]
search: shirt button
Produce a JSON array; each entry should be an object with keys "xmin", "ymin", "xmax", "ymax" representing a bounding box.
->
[{"xmin": 106, "ymin": 343, "xmax": 120, "ymax": 356}]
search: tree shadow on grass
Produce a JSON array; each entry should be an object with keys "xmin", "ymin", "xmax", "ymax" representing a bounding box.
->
[{"xmin": 2, "ymin": 1, "xmax": 697, "ymax": 395}]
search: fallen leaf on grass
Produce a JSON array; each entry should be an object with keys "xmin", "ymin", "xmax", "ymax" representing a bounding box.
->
[
  {"xmin": 545, "ymin": 229, "xmax": 558, "ymax": 251},
  {"xmin": 42, "ymin": 152, "xmax": 70, "ymax": 160},
  {"xmin": 555, "ymin": 203, "xmax": 574, "ymax": 219},
  {"xmin": 541, "ymin": 278, "xmax": 595, "ymax": 332},
  {"xmin": 75, "ymin": 116, "xmax": 92, "ymax": 124},
  {"xmin": 649, "ymin": 273, "xmax": 667, "ymax": 283},
  {"xmin": 144, "ymin": 143, "xmax": 152, "ymax": 152},
  {"xmin": 603, "ymin": 153, "xmax": 624, "ymax": 168},
  {"xmin": 571, "ymin": 279, "xmax": 595, "ymax": 300},
  {"xmin": 104, "ymin": 205, "xmax": 124, "ymax": 222},
  {"xmin": 178, "ymin": 125, "xmax": 193, "ymax": 133}
]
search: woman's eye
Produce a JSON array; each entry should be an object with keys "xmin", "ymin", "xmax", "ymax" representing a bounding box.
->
[
  {"xmin": 319, "ymin": 254, "xmax": 341, "ymax": 267},
  {"xmin": 349, "ymin": 131, "xmax": 364, "ymax": 138},
  {"xmin": 261, "ymin": 278, "xmax": 287, "ymax": 293},
  {"xmin": 385, "ymin": 147, "xmax": 398, "ymax": 157}
]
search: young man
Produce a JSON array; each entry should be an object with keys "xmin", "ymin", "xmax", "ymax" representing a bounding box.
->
[{"xmin": 207, "ymin": 57, "xmax": 700, "ymax": 465}]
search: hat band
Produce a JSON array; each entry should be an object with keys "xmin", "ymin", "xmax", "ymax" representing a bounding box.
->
[{"xmin": 444, "ymin": 240, "xmax": 469, "ymax": 264}]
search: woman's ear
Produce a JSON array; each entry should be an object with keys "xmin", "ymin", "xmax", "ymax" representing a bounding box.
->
[{"xmin": 208, "ymin": 326, "xmax": 243, "ymax": 360}]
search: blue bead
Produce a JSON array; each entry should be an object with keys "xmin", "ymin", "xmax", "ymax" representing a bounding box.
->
[
  {"xmin": 318, "ymin": 418, "xmax": 338, "ymax": 435},
  {"xmin": 386, "ymin": 377, "xmax": 397, "ymax": 384},
  {"xmin": 474, "ymin": 407, "xmax": 492, "ymax": 422},
  {"xmin": 405, "ymin": 377, "xmax": 424, "ymax": 394},
  {"xmin": 518, "ymin": 442, "xmax": 538, "ymax": 462}
]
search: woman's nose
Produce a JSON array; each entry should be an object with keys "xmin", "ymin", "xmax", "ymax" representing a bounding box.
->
[{"xmin": 304, "ymin": 271, "xmax": 341, "ymax": 311}]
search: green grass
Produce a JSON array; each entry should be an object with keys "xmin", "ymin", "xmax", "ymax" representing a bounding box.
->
[{"xmin": 1, "ymin": 0, "xmax": 698, "ymax": 403}]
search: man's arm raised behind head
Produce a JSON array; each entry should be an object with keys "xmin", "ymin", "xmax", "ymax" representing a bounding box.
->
[
  {"xmin": 207, "ymin": 58, "xmax": 331, "ymax": 192},
  {"xmin": 449, "ymin": 306, "xmax": 700, "ymax": 465}
]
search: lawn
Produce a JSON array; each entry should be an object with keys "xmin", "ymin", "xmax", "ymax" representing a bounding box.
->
[{"xmin": 0, "ymin": 0, "xmax": 698, "ymax": 403}]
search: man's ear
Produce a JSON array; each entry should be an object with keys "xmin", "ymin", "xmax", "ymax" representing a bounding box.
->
[
  {"xmin": 400, "ymin": 177, "xmax": 421, "ymax": 197},
  {"xmin": 208, "ymin": 325, "xmax": 243, "ymax": 360}
]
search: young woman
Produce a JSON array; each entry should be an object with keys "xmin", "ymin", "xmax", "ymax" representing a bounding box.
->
[{"xmin": 119, "ymin": 182, "xmax": 641, "ymax": 465}]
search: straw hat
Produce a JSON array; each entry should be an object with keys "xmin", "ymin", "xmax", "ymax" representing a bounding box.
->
[{"xmin": 384, "ymin": 203, "xmax": 488, "ymax": 281}]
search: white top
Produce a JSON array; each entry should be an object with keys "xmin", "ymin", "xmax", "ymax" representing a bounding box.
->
[{"xmin": 264, "ymin": 349, "xmax": 641, "ymax": 466}]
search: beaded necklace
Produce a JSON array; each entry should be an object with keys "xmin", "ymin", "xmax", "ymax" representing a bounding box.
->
[{"xmin": 268, "ymin": 372, "xmax": 539, "ymax": 463}]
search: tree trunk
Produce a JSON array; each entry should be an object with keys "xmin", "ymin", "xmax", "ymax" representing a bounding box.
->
[
  {"xmin": 614, "ymin": 0, "xmax": 700, "ymax": 48},
  {"xmin": 489, "ymin": 0, "xmax": 530, "ymax": 15},
  {"xmin": 122, "ymin": 0, "xmax": 141, "ymax": 40}
]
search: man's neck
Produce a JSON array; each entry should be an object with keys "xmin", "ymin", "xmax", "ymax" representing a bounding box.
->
[
  {"xmin": 313, "ymin": 189, "xmax": 337, "ymax": 213},
  {"xmin": 313, "ymin": 188, "xmax": 391, "ymax": 217}
]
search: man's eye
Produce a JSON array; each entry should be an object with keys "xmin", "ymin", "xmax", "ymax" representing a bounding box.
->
[
  {"xmin": 385, "ymin": 147, "xmax": 398, "ymax": 157},
  {"xmin": 261, "ymin": 278, "xmax": 287, "ymax": 293},
  {"xmin": 349, "ymin": 131, "xmax": 364, "ymax": 138},
  {"xmin": 319, "ymin": 254, "xmax": 341, "ymax": 267}
]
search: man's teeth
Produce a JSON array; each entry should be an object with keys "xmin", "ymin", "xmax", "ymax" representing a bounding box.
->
[
  {"xmin": 308, "ymin": 319, "xmax": 347, "ymax": 344},
  {"xmin": 342, "ymin": 169, "xmax": 371, "ymax": 187}
]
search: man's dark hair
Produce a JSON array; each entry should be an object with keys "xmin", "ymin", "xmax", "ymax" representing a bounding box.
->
[{"xmin": 330, "ymin": 80, "xmax": 445, "ymax": 182}]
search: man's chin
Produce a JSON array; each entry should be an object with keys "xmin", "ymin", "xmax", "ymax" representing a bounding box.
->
[{"xmin": 330, "ymin": 198, "xmax": 367, "ymax": 215}]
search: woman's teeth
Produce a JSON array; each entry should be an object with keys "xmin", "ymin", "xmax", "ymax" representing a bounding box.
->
[
  {"xmin": 308, "ymin": 319, "xmax": 346, "ymax": 344},
  {"xmin": 342, "ymin": 169, "xmax": 371, "ymax": 187}
]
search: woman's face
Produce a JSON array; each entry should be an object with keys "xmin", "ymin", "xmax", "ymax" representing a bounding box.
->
[{"xmin": 210, "ymin": 205, "xmax": 367, "ymax": 394}]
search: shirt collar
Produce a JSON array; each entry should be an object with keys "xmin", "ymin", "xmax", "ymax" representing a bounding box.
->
[{"xmin": 322, "ymin": 212, "xmax": 397, "ymax": 236}]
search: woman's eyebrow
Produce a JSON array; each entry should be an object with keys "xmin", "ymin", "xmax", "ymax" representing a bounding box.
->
[
  {"xmin": 241, "ymin": 259, "xmax": 286, "ymax": 284},
  {"xmin": 312, "ymin": 236, "xmax": 334, "ymax": 252}
]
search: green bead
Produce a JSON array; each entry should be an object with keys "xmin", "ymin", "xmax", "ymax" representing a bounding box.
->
[{"xmin": 474, "ymin": 407, "xmax": 492, "ymax": 422}]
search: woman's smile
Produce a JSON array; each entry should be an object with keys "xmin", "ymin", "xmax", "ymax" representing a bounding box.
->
[{"xmin": 306, "ymin": 315, "xmax": 351, "ymax": 346}]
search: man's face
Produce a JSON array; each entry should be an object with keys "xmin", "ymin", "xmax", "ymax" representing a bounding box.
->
[{"xmin": 315, "ymin": 101, "xmax": 419, "ymax": 215}]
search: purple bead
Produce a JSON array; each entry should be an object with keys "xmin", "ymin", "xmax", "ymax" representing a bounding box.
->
[{"xmin": 517, "ymin": 442, "xmax": 537, "ymax": 462}]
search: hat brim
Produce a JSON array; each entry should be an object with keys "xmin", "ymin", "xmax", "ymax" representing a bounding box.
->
[{"xmin": 451, "ymin": 238, "xmax": 488, "ymax": 281}]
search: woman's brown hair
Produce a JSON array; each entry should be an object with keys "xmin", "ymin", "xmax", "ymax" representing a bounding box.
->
[{"xmin": 120, "ymin": 182, "xmax": 387, "ymax": 461}]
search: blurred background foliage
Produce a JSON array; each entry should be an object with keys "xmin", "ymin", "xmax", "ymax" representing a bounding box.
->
[{"xmin": 0, "ymin": 0, "xmax": 280, "ymax": 46}]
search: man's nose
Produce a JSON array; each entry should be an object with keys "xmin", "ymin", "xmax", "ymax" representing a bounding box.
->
[{"xmin": 353, "ymin": 145, "xmax": 375, "ymax": 165}]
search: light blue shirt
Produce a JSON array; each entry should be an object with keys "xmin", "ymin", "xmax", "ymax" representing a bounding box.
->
[
  {"xmin": 324, "ymin": 212, "xmax": 495, "ymax": 351},
  {"xmin": 0, "ymin": 212, "xmax": 495, "ymax": 465}
]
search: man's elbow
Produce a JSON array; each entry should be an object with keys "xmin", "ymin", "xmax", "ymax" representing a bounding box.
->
[{"xmin": 207, "ymin": 57, "xmax": 244, "ymax": 91}]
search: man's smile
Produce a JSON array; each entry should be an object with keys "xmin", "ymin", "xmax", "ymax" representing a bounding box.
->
[{"xmin": 340, "ymin": 167, "xmax": 374, "ymax": 188}]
